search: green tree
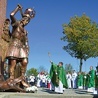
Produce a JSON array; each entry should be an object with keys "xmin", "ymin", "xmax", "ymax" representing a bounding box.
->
[
  {"xmin": 65, "ymin": 64, "xmax": 73, "ymax": 73},
  {"xmin": 26, "ymin": 68, "xmax": 38, "ymax": 76},
  {"xmin": 61, "ymin": 14, "xmax": 98, "ymax": 72}
]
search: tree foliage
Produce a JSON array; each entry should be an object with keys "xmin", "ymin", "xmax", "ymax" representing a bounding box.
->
[
  {"xmin": 65, "ymin": 64, "xmax": 73, "ymax": 73},
  {"xmin": 61, "ymin": 14, "xmax": 98, "ymax": 72},
  {"xmin": 26, "ymin": 68, "xmax": 38, "ymax": 76}
]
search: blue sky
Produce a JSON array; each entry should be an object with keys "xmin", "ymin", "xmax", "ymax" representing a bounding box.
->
[{"xmin": 6, "ymin": 0, "xmax": 98, "ymax": 72}]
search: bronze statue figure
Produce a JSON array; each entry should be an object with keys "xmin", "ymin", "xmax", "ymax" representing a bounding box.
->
[
  {"xmin": 6, "ymin": 4, "xmax": 35, "ymax": 79},
  {"xmin": 0, "ymin": 4, "xmax": 35, "ymax": 92}
]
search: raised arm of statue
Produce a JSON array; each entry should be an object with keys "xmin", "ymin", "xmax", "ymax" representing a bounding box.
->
[
  {"xmin": 10, "ymin": 4, "xmax": 23, "ymax": 24},
  {"xmin": 18, "ymin": 4, "xmax": 24, "ymax": 17}
]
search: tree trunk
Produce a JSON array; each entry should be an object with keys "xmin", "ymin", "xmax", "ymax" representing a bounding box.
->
[{"xmin": 79, "ymin": 58, "xmax": 83, "ymax": 72}]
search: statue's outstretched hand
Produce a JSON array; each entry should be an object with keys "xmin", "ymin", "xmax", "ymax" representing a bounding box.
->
[{"xmin": 17, "ymin": 4, "xmax": 22, "ymax": 10}]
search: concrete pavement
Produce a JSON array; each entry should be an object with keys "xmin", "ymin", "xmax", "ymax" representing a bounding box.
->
[{"xmin": 0, "ymin": 88, "xmax": 98, "ymax": 98}]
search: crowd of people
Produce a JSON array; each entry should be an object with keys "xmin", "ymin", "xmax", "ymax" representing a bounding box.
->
[
  {"xmin": 66, "ymin": 66, "xmax": 95, "ymax": 92},
  {"xmin": 25, "ymin": 62, "xmax": 98, "ymax": 94},
  {"xmin": 49, "ymin": 61, "xmax": 98, "ymax": 94},
  {"xmin": 26, "ymin": 72, "xmax": 51, "ymax": 88}
]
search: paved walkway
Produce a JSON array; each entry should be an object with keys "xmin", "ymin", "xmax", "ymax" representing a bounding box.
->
[{"xmin": 0, "ymin": 88, "xmax": 98, "ymax": 98}]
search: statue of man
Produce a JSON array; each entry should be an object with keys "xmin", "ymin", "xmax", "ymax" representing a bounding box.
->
[{"xmin": 6, "ymin": 4, "xmax": 35, "ymax": 79}]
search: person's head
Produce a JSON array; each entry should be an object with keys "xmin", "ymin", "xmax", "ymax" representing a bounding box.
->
[
  {"xmin": 67, "ymin": 72, "xmax": 70, "ymax": 74},
  {"xmin": 90, "ymin": 66, "xmax": 93, "ymax": 70},
  {"xmin": 21, "ymin": 8, "xmax": 35, "ymax": 26},
  {"xmin": 4, "ymin": 19, "xmax": 10, "ymax": 25},
  {"xmin": 96, "ymin": 66, "xmax": 98, "ymax": 70},
  {"xmin": 84, "ymin": 72, "xmax": 86, "ymax": 75},
  {"xmin": 78, "ymin": 72, "xmax": 81, "ymax": 75},
  {"xmin": 58, "ymin": 62, "xmax": 63, "ymax": 66},
  {"xmin": 72, "ymin": 70, "xmax": 75, "ymax": 73},
  {"xmin": 24, "ymin": 8, "xmax": 35, "ymax": 18}
]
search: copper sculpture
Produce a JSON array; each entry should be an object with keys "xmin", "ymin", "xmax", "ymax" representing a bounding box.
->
[{"xmin": 0, "ymin": 4, "xmax": 35, "ymax": 92}]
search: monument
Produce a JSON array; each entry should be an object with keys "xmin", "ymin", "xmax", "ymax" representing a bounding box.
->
[{"xmin": 0, "ymin": 0, "xmax": 35, "ymax": 92}]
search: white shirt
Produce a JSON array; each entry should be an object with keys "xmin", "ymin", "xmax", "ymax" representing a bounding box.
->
[
  {"xmin": 72, "ymin": 72, "xmax": 77, "ymax": 80},
  {"xmin": 66, "ymin": 73, "xmax": 72, "ymax": 80},
  {"xmin": 29, "ymin": 75, "xmax": 35, "ymax": 82}
]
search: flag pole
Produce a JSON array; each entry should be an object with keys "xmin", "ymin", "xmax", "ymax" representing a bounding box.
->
[{"xmin": 48, "ymin": 52, "xmax": 51, "ymax": 62}]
